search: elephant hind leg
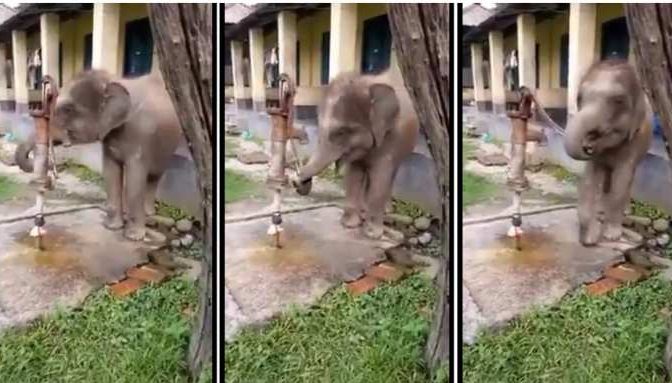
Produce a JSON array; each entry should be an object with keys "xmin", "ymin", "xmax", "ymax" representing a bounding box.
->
[{"xmin": 144, "ymin": 175, "xmax": 160, "ymax": 217}]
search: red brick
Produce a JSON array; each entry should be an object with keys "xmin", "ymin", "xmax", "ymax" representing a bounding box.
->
[
  {"xmin": 604, "ymin": 263, "xmax": 644, "ymax": 283},
  {"xmin": 586, "ymin": 278, "xmax": 621, "ymax": 296},
  {"xmin": 346, "ymin": 276, "xmax": 380, "ymax": 296},
  {"xmin": 127, "ymin": 264, "xmax": 167, "ymax": 283},
  {"xmin": 365, "ymin": 262, "xmax": 405, "ymax": 282},
  {"xmin": 109, "ymin": 278, "xmax": 145, "ymax": 298}
]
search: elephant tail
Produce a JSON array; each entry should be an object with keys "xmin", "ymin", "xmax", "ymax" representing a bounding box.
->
[{"xmin": 14, "ymin": 141, "xmax": 34, "ymax": 173}]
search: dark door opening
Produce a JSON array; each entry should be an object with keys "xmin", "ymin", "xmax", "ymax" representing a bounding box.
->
[
  {"xmin": 321, "ymin": 31, "xmax": 330, "ymax": 85},
  {"xmin": 83, "ymin": 33, "xmax": 92, "ymax": 70},
  {"xmin": 123, "ymin": 17, "xmax": 154, "ymax": 77},
  {"xmin": 560, "ymin": 33, "xmax": 569, "ymax": 88},
  {"xmin": 361, "ymin": 14, "xmax": 391, "ymax": 74},
  {"xmin": 601, "ymin": 17, "xmax": 629, "ymax": 60}
]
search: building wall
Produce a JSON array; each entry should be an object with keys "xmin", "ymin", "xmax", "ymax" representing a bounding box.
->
[{"xmin": 60, "ymin": 12, "xmax": 93, "ymax": 85}]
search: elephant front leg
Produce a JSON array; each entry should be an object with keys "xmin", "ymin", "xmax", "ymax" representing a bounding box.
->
[
  {"xmin": 341, "ymin": 163, "xmax": 366, "ymax": 228},
  {"xmin": 602, "ymin": 161, "xmax": 637, "ymax": 241},
  {"xmin": 362, "ymin": 158, "xmax": 396, "ymax": 239},
  {"xmin": 578, "ymin": 162, "xmax": 604, "ymax": 246},
  {"xmin": 102, "ymin": 151, "xmax": 124, "ymax": 230},
  {"xmin": 123, "ymin": 162, "xmax": 149, "ymax": 241}
]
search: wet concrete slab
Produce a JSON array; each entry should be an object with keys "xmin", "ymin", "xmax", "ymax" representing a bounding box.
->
[
  {"xmin": 462, "ymin": 208, "xmax": 635, "ymax": 343},
  {"xmin": 224, "ymin": 206, "xmax": 395, "ymax": 337},
  {"xmin": 0, "ymin": 208, "xmax": 152, "ymax": 331}
]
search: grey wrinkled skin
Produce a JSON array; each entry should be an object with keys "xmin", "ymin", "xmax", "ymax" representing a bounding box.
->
[
  {"xmin": 51, "ymin": 70, "xmax": 182, "ymax": 241},
  {"xmin": 297, "ymin": 70, "xmax": 419, "ymax": 239},
  {"xmin": 563, "ymin": 60, "xmax": 652, "ymax": 246}
]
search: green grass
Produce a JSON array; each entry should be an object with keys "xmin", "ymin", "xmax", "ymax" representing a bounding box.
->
[
  {"xmin": 542, "ymin": 163, "xmax": 579, "ymax": 183},
  {"xmin": 59, "ymin": 160, "xmax": 104, "ymax": 185},
  {"xmin": 156, "ymin": 200, "xmax": 190, "ymax": 221},
  {"xmin": 317, "ymin": 163, "xmax": 343, "ymax": 182},
  {"xmin": 462, "ymin": 171, "xmax": 498, "ymax": 207},
  {"xmin": 631, "ymin": 200, "xmax": 669, "ymax": 220},
  {"xmin": 0, "ymin": 278, "xmax": 198, "ymax": 383},
  {"xmin": 225, "ymin": 168, "xmax": 259, "ymax": 204},
  {"xmin": 0, "ymin": 174, "xmax": 20, "ymax": 201},
  {"xmin": 463, "ymin": 277, "xmax": 672, "ymax": 383},
  {"xmin": 225, "ymin": 274, "xmax": 438, "ymax": 383},
  {"xmin": 392, "ymin": 198, "xmax": 427, "ymax": 219}
]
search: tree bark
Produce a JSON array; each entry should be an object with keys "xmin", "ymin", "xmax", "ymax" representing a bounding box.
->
[
  {"xmin": 625, "ymin": 5, "xmax": 672, "ymax": 170},
  {"xmin": 148, "ymin": 4, "xmax": 213, "ymax": 380},
  {"xmin": 388, "ymin": 4, "xmax": 450, "ymax": 374}
]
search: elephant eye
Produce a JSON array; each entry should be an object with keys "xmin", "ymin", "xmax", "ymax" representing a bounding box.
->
[
  {"xmin": 610, "ymin": 96, "xmax": 627, "ymax": 106},
  {"xmin": 586, "ymin": 130, "xmax": 601, "ymax": 141}
]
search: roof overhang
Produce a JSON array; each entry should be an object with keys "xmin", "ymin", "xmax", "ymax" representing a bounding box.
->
[{"xmin": 0, "ymin": 3, "xmax": 93, "ymax": 41}]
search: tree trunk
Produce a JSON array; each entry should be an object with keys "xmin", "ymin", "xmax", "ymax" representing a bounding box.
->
[
  {"xmin": 387, "ymin": 4, "xmax": 450, "ymax": 374},
  {"xmin": 625, "ymin": 5, "xmax": 672, "ymax": 170},
  {"xmin": 148, "ymin": 4, "xmax": 213, "ymax": 380}
]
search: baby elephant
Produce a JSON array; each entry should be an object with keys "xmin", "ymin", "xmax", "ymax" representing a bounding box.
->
[
  {"xmin": 52, "ymin": 70, "xmax": 181, "ymax": 241},
  {"xmin": 295, "ymin": 71, "xmax": 419, "ymax": 239},
  {"xmin": 563, "ymin": 59, "xmax": 652, "ymax": 246}
]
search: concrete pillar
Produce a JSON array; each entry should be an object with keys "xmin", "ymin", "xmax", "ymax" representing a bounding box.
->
[
  {"xmin": 40, "ymin": 13, "xmax": 60, "ymax": 87},
  {"xmin": 488, "ymin": 31, "xmax": 506, "ymax": 114},
  {"xmin": 92, "ymin": 3, "xmax": 120, "ymax": 74},
  {"xmin": 329, "ymin": 4, "xmax": 358, "ymax": 80},
  {"xmin": 470, "ymin": 43, "xmax": 487, "ymax": 112},
  {"xmin": 249, "ymin": 28, "xmax": 265, "ymax": 111},
  {"xmin": 277, "ymin": 11, "xmax": 297, "ymax": 83},
  {"xmin": 12, "ymin": 30, "xmax": 28, "ymax": 113},
  {"xmin": 516, "ymin": 13, "xmax": 536, "ymax": 89},
  {"xmin": 231, "ymin": 40, "xmax": 249, "ymax": 109},
  {"xmin": 568, "ymin": 4, "xmax": 596, "ymax": 116}
]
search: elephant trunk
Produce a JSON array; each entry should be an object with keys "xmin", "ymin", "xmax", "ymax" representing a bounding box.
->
[
  {"xmin": 298, "ymin": 145, "xmax": 342, "ymax": 182},
  {"xmin": 563, "ymin": 105, "xmax": 599, "ymax": 161},
  {"xmin": 15, "ymin": 138, "xmax": 35, "ymax": 173}
]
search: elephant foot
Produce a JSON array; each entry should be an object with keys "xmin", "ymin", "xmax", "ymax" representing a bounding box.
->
[
  {"xmin": 580, "ymin": 220, "xmax": 602, "ymax": 247},
  {"xmin": 124, "ymin": 225, "xmax": 147, "ymax": 241},
  {"xmin": 341, "ymin": 211, "xmax": 363, "ymax": 228},
  {"xmin": 363, "ymin": 222, "xmax": 384, "ymax": 240},
  {"xmin": 603, "ymin": 224, "xmax": 623, "ymax": 241},
  {"xmin": 103, "ymin": 215, "xmax": 124, "ymax": 231}
]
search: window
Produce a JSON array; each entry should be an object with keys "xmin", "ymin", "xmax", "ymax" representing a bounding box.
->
[
  {"xmin": 83, "ymin": 33, "xmax": 92, "ymax": 70},
  {"xmin": 123, "ymin": 18, "xmax": 154, "ymax": 77},
  {"xmin": 535, "ymin": 43, "xmax": 539, "ymax": 89},
  {"xmin": 361, "ymin": 14, "xmax": 391, "ymax": 74},
  {"xmin": 560, "ymin": 33, "xmax": 569, "ymax": 88},
  {"xmin": 321, "ymin": 32, "xmax": 330, "ymax": 85},
  {"xmin": 296, "ymin": 41, "xmax": 300, "ymax": 86},
  {"xmin": 58, "ymin": 42, "xmax": 62, "ymax": 86},
  {"xmin": 601, "ymin": 17, "xmax": 629, "ymax": 60}
]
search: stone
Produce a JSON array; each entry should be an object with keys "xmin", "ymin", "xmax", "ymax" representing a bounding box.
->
[
  {"xmin": 586, "ymin": 278, "xmax": 621, "ymax": 296},
  {"xmin": 412, "ymin": 254, "xmax": 441, "ymax": 280},
  {"xmin": 171, "ymin": 227, "xmax": 179, "ymax": 235},
  {"xmin": 650, "ymin": 255, "xmax": 672, "ymax": 268},
  {"xmin": 626, "ymin": 215, "xmax": 652, "ymax": 227},
  {"xmin": 127, "ymin": 265, "xmax": 167, "ymax": 284},
  {"xmin": 237, "ymin": 150, "xmax": 269, "ymax": 164},
  {"xmin": 181, "ymin": 234, "xmax": 195, "ymax": 248},
  {"xmin": 176, "ymin": 219, "xmax": 193, "ymax": 233},
  {"xmin": 143, "ymin": 228, "xmax": 167, "ymax": 246},
  {"xmin": 385, "ymin": 246, "xmax": 419, "ymax": 267},
  {"xmin": 148, "ymin": 215, "xmax": 175, "ymax": 228},
  {"xmin": 622, "ymin": 227, "xmax": 643, "ymax": 243},
  {"xmin": 418, "ymin": 232, "xmax": 432, "ymax": 245},
  {"xmin": 346, "ymin": 276, "xmax": 380, "ymax": 296},
  {"xmin": 148, "ymin": 251, "xmax": 180, "ymax": 270},
  {"xmin": 175, "ymin": 256, "xmax": 202, "ymax": 282},
  {"xmin": 407, "ymin": 237, "xmax": 419, "ymax": 246},
  {"xmin": 382, "ymin": 227, "xmax": 405, "ymax": 243},
  {"xmin": 604, "ymin": 264, "xmax": 644, "ymax": 283},
  {"xmin": 365, "ymin": 262, "xmax": 404, "ymax": 282},
  {"xmin": 414, "ymin": 217, "xmax": 431, "ymax": 231},
  {"xmin": 171, "ymin": 239, "xmax": 182, "ymax": 248},
  {"xmin": 109, "ymin": 278, "xmax": 145, "ymax": 298},
  {"xmin": 384, "ymin": 213, "xmax": 413, "ymax": 226},
  {"xmin": 654, "ymin": 218, "xmax": 671, "ymax": 233},
  {"xmin": 658, "ymin": 233, "xmax": 671, "ymax": 247},
  {"xmin": 626, "ymin": 250, "xmax": 657, "ymax": 269},
  {"xmin": 476, "ymin": 152, "xmax": 508, "ymax": 166}
]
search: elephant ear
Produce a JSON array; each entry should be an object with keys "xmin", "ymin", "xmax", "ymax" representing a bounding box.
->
[
  {"xmin": 368, "ymin": 83, "xmax": 399, "ymax": 147},
  {"xmin": 98, "ymin": 82, "xmax": 131, "ymax": 140}
]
